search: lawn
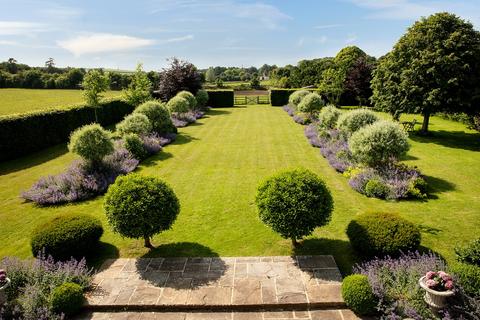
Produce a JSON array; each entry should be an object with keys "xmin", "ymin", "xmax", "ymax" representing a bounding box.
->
[
  {"xmin": 0, "ymin": 105, "xmax": 478, "ymax": 274},
  {"xmin": 0, "ymin": 89, "xmax": 122, "ymax": 116}
]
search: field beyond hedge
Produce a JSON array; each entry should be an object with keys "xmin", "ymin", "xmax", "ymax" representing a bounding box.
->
[
  {"xmin": 0, "ymin": 105, "xmax": 479, "ymax": 274},
  {"xmin": 0, "ymin": 89, "xmax": 122, "ymax": 116}
]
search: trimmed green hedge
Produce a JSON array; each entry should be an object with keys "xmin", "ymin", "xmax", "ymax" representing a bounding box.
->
[
  {"xmin": 206, "ymin": 90, "xmax": 234, "ymax": 107},
  {"xmin": 0, "ymin": 99, "xmax": 134, "ymax": 161}
]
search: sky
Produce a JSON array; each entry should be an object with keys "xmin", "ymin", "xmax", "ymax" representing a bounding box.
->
[{"xmin": 0, "ymin": 0, "xmax": 479, "ymax": 71}]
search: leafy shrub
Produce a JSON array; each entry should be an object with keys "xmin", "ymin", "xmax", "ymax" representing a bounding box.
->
[
  {"xmin": 30, "ymin": 213, "xmax": 103, "ymax": 260},
  {"xmin": 176, "ymin": 91, "xmax": 197, "ymax": 110},
  {"xmin": 336, "ymin": 108, "xmax": 379, "ymax": 136},
  {"xmin": 50, "ymin": 282, "xmax": 84, "ymax": 316},
  {"xmin": 122, "ymin": 63, "xmax": 152, "ymax": 106},
  {"xmin": 166, "ymin": 96, "xmax": 190, "ymax": 114},
  {"xmin": 206, "ymin": 90, "xmax": 234, "ymax": 107},
  {"xmin": 349, "ymin": 120, "xmax": 410, "ymax": 167},
  {"xmin": 318, "ymin": 105, "xmax": 341, "ymax": 129},
  {"xmin": 104, "ymin": 173, "xmax": 180, "ymax": 248},
  {"xmin": 68, "ymin": 124, "xmax": 114, "ymax": 164},
  {"xmin": 365, "ymin": 179, "xmax": 390, "ymax": 199},
  {"xmin": 297, "ymin": 92, "xmax": 324, "ymax": 115},
  {"xmin": 451, "ymin": 263, "xmax": 480, "ymax": 297},
  {"xmin": 116, "ymin": 113, "xmax": 152, "ymax": 136},
  {"xmin": 123, "ymin": 133, "xmax": 147, "ymax": 160},
  {"xmin": 134, "ymin": 100, "xmax": 175, "ymax": 135},
  {"xmin": 82, "ymin": 70, "xmax": 109, "ymax": 106},
  {"xmin": 195, "ymin": 89, "xmax": 209, "ymax": 108},
  {"xmin": 255, "ymin": 168, "xmax": 333, "ymax": 246},
  {"xmin": 346, "ymin": 212, "xmax": 421, "ymax": 256},
  {"xmin": 288, "ymin": 90, "xmax": 310, "ymax": 107},
  {"xmin": 317, "ymin": 129, "xmax": 354, "ymax": 173},
  {"xmin": 342, "ymin": 275, "xmax": 377, "ymax": 315},
  {"xmin": 156, "ymin": 58, "xmax": 202, "ymax": 101},
  {"xmin": 455, "ymin": 238, "xmax": 480, "ymax": 266}
]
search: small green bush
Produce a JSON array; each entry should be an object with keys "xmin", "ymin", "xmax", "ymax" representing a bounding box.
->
[
  {"xmin": 297, "ymin": 92, "xmax": 324, "ymax": 115},
  {"xmin": 346, "ymin": 212, "xmax": 421, "ymax": 257},
  {"xmin": 68, "ymin": 124, "xmax": 114, "ymax": 163},
  {"xmin": 451, "ymin": 263, "xmax": 480, "ymax": 297},
  {"xmin": 288, "ymin": 90, "xmax": 310, "ymax": 107},
  {"xmin": 104, "ymin": 173, "xmax": 180, "ymax": 248},
  {"xmin": 455, "ymin": 238, "xmax": 480, "ymax": 266},
  {"xmin": 318, "ymin": 105, "xmax": 341, "ymax": 129},
  {"xmin": 31, "ymin": 213, "xmax": 103, "ymax": 260},
  {"xmin": 166, "ymin": 96, "xmax": 190, "ymax": 114},
  {"xmin": 176, "ymin": 91, "xmax": 197, "ymax": 110},
  {"xmin": 407, "ymin": 177, "xmax": 428, "ymax": 199},
  {"xmin": 123, "ymin": 133, "xmax": 147, "ymax": 160},
  {"xmin": 365, "ymin": 179, "xmax": 390, "ymax": 199},
  {"xmin": 255, "ymin": 168, "xmax": 333, "ymax": 246},
  {"xmin": 116, "ymin": 113, "xmax": 152, "ymax": 136},
  {"xmin": 342, "ymin": 275, "xmax": 377, "ymax": 315},
  {"xmin": 336, "ymin": 108, "xmax": 379, "ymax": 136},
  {"xmin": 50, "ymin": 282, "xmax": 84, "ymax": 316},
  {"xmin": 134, "ymin": 100, "xmax": 175, "ymax": 135},
  {"xmin": 195, "ymin": 89, "xmax": 209, "ymax": 108},
  {"xmin": 349, "ymin": 120, "xmax": 410, "ymax": 167}
]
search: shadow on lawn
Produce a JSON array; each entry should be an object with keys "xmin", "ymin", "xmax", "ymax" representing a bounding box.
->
[
  {"xmin": 206, "ymin": 108, "xmax": 233, "ymax": 116},
  {"xmin": 424, "ymin": 175, "xmax": 456, "ymax": 198},
  {"xmin": 87, "ymin": 242, "xmax": 120, "ymax": 271},
  {"xmin": 409, "ymin": 130, "xmax": 480, "ymax": 152},
  {"xmin": 172, "ymin": 132, "xmax": 199, "ymax": 145},
  {"xmin": 0, "ymin": 144, "xmax": 68, "ymax": 175}
]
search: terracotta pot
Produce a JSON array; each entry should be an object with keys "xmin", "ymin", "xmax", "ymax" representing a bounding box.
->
[
  {"xmin": 0, "ymin": 278, "xmax": 10, "ymax": 306},
  {"xmin": 419, "ymin": 276, "xmax": 454, "ymax": 309}
]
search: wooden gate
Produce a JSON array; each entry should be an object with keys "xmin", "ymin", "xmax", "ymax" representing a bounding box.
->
[{"xmin": 234, "ymin": 95, "xmax": 270, "ymax": 105}]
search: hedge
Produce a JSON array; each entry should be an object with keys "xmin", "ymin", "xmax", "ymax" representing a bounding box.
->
[
  {"xmin": 206, "ymin": 90, "xmax": 234, "ymax": 107},
  {"xmin": 270, "ymin": 89, "xmax": 298, "ymax": 106},
  {"xmin": 0, "ymin": 99, "xmax": 134, "ymax": 161}
]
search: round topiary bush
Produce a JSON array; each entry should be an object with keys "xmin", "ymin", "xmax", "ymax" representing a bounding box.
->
[
  {"xmin": 50, "ymin": 282, "xmax": 84, "ymax": 316},
  {"xmin": 288, "ymin": 90, "xmax": 310, "ymax": 107},
  {"xmin": 297, "ymin": 92, "xmax": 324, "ymax": 115},
  {"xmin": 104, "ymin": 173, "xmax": 180, "ymax": 248},
  {"xmin": 166, "ymin": 96, "xmax": 190, "ymax": 114},
  {"xmin": 116, "ymin": 113, "xmax": 152, "ymax": 136},
  {"xmin": 255, "ymin": 168, "xmax": 333, "ymax": 246},
  {"xmin": 123, "ymin": 133, "xmax": 147, "ymax": 160},
  {"xmin": 451, "ymin": 263, "xmax": 480, "ymax": 297},
  {"xmin": 68, "ymin": 124, "xmax": 114, "ymax": 164},
  {"xmin": 31, "ymin": 213, "xmax": 103, "ymax": 260},
  {"xmin": 134, "ymin": 100, "xmax": 175, "ymax": 135},
  {"xmin": 349, "ymin": 120, "xmax": 410, "ymax": 167},
  {"xmin": 176, "ymin": 91, "xmax": 197, "ymax": 110},
  {"xmin": 336, "ymin": 109, "xmax": 380, "ymax": 136},
  {"xmin": 342, "ymin": 275, "xmax": 377, "ymax": 315},
  {"xmin": 195, "ymin": 89, "xmax": 209, "ymax": 108},
  {"xmin": 346, "ymin": 212, "xmax": 421, "ymax": 257},
  {"xmin": 318, "ymin": 105, "xmax": 341, "ymax": 129}
]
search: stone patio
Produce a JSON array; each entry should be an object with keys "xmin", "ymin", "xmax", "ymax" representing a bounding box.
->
[{"xmin": 86, "ymin": 256, "xmax": 344, "ymax": 310}]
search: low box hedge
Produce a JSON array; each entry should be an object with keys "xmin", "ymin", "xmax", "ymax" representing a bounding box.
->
[
  {"xmin": 206, "ymin": 90, "xmax": 234, "ymax": 107},
  {"xmin": 0, "ymin": 99, "xmax": 134, "ymax": 161}
]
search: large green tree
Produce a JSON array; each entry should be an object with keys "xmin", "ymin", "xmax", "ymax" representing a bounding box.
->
[{"xmin": 371, "ymin": 12, "xmax": 480, "ymax": 133}]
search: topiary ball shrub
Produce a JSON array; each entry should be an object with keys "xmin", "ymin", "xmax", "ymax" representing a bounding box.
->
[
  {"xmin": 318, "ymin": 105, "xmax": 341, "ymax": 129},
  {"xmin": 195, "ymin": 89, "xmax": 209, "ymax": 108},
  {"xmin": 134, "ymin": 100, "xmax": 176, "ymax": 135},
  {"xmin": 166, "ymin": 96, "xmax": 190, "ymax": 114},
  {"xmin": 31, "ymin": 213, "xmax": 103, "ymax": 260},
  {"xmin": 288, "ymin": 90, "xmax": 310, "ymax": 108},
  {"xmin": 342, "ymin": 274, "xmax": 377, "ymax": 315},
  {"xmin": 336, "ymin": 109, "xmax": 380, "ymax": 136},
  {"xmin": 297, "ymin": 92, "xmax": 324, "ymax": 115},
  {"xmin": 176, "ymin": 91, "xmax": 197, "ymax": 110},
  {"xmin": 123, "ymin": 133, "xmax": 147, "ymax": 160},
  {"xmin": 104, "ymin": 173, "xmax": 180, "ymax": 248},
  {"xmin": 116, "ymin": 113, "xmax": 152, "ymax": 136},
  {"xmin": 50, "ymin": 282, "xmax": 84, "ymax": 316},
  {"xmin": 349, "ymin": 120, "xmax": 410, "ymax": 167},
  {"xmin": 68, "ymin": 124, "xmax": 114, "ymax": 164},
  {"xmin": 455, "ymin": 238, "xmax": 480, "ymax": 266},
  {"xmin": 255, "ymin": 168, "xmax": 333, "ymax": 246},
  {"xmin": 346, "ymin": 212, "xmax": 421, "ymax": 257},
  {"xmin": 451, "ymin": 263, "xmax": 480, "ymax": 297}
]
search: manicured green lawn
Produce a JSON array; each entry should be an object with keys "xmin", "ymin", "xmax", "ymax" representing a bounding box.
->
[
  {"xmin": 0, "ymin": 89, "xmax": 122, "ymax": 116},
  {"xmin": 0, "ymin": 105, "xmax": 479, "ymax": 274}
]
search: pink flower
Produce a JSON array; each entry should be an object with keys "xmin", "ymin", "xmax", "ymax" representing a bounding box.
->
[
  {"xmin": 426, "ymin": 271, "xmax": 436, "ymax": 279},
  {"xmin": 426, "ymin": 279, "xmax": 437, "ymax": 288},
  {"xmin": 438, "ymin": 271, "xmax": 448, "ymax": 278},
  {"xmin": 445, "ymin": 280, "xmax": 454, "ymax": 290}
]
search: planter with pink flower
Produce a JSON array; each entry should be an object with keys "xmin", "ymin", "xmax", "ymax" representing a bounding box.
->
[
  {"xmin": 0, "ymin": 269, "xmax": 10, "ymax": 306},
  {"xmin": 419, "ymin": 271, "xmax": 454, "ymax": 310}
]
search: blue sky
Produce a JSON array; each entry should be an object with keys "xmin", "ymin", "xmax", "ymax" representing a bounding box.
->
[{"xmin": 1, "ymin": 0, "xmax": 479, "ymax": 70}]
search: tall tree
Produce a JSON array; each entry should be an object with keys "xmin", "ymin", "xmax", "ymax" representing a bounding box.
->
[
  {"xmin": 318, "ymin": 68, "xmax": 344, "ymax": 105},
  {"xmin": 344, "ymin": 57, "xmax": 375, "ymax": 107},
  {"xmin": 371, "ymin": 12, "xmax": 480, "ymax": 133},
  {"xmin": 45, "ymin": 57, "xmax": 55, "ymax": 72},
  {"xmin": 205, "ymin": 67, "xmax": 216, "ymax": 82},
  {"xmin": 7, "ymin": 58, "xmax": 17, "ymax": 74},
  {"xmin": 157, "ymin": 58, "xmax": 202, "ymax": 101},
  {"xmin": 122, "ymin": 63, "xmax": 152, "ymax": 106}
]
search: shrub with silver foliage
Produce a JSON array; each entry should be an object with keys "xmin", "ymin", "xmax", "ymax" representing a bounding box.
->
[
  {"xmin": 288, "ymin": 90, "xmax": 310, "ymax": 108},
  {"xmin": 318, "ymin": 105, "xmax": 341, "ymax": 129},
  {"xmin": 297, "ymin": 92, "xmax": 324, "ymax": 115},
  {"xmin": 336, "ymin": 108, "xmax": 379, "ymax": 136},
  {"xmin": 116, "ymin": 113, "xmax": 152, "ymax": 136},
  {"xmin": 68, "ymin": 124, "xmax": 114, "ymax": 164}
]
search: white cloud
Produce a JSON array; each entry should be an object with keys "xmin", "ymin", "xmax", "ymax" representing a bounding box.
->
[
  {"xmin": 345, "ymin": 33, "xmax": 358, "ymax": 44},
  {"xmin": 235, "ymin": 3, "xmax": 292, "ymax": 29},
  {"xmin": 349, "ymin": 0, "xmax": 441, "ymax": 20},
  {"xmin": 314, "ymin": 24, "xmax": 343, "ymax": 29},
  {"xmin": 0, "ymin": 40, "xmax": 19, "ymax": 46},
  {"xmin": 0, "ymin": 21, "xmax": 48, "ymax": 35},
  {"xmin": 159, "ymin": 34, "xmax": 194, "ymax": 43},
  {"xmin": 297, "ymin": 36, "xmax": 328, "ymax": 47},
  {"xmin": 58, "ymin": 33, "xmax": 154, "ymax": 56}
]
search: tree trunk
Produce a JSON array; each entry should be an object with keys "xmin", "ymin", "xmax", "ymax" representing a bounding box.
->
[
  {"xmin": 291, "ymin": 238, "xmax": 298, "ymax": 248},
  {"xmin": 144, "ymin": 236, "xmax": 153, "ymax": 249},
  {"xmin": 421, "ymin": 111, "xmax": 430, "ymax": 135}
]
